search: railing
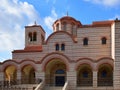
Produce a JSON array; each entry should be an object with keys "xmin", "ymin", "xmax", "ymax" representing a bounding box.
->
[
  {"xmin": 62, "ymin": 81, "xmax": 69, "ymax": 90},
  {"xmin": 98, "ymin": 79, "xmax": 113, "ymax": 86},
  {"xmin": 0, "ymin": 78, "xmax": 42, "ymax": 90},
  {"xmin": 77, "ymin": 79, "xmax": 93, "ymax": 86},
  {"xmin": 35, "ymin": 80, "xmax": 45, "ymax": 90}
]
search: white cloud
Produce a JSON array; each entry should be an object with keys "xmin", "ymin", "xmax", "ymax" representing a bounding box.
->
[
  {"xmin": 84, "ymin": 0, "xmax": 120, "ymax": 7},
  {"xmin": 44, "ymin": 9, "xmax": 58, "ymax": 30},
  {"xmin": 0, "ymin": 0, "xmax": 40, "ymax": 52}
]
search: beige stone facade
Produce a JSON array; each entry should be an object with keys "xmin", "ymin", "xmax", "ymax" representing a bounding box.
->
[{"xmin": 0, "ymin": 16, "xmax": 120, "ymax": 90}]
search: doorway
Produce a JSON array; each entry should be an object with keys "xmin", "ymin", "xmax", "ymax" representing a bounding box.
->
[
  {"xmin": 55, "ymin": 69, "xmax": 65, "ymax": 86},
  {"xmin": 55, "ymin": 76, "xmax": 65, "ymax": 86}
]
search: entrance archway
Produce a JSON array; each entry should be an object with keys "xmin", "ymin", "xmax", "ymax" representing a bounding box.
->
[
  {"xmin": 4, "ymin": 65, "xmax": 17, "ymax": 86},
  {"xmin": 55, "ymin": 69, "xmax": 65, "ymax": 86},
  {"xmin": 21, "ymin": 65, "xmax": 35, "ymax": 84},
  {"xmin": 98, "ymin": 64, "xmax": 113, "ymax": 86},
  {"xmin": 45, "ymin": 59, "xmax": 66, "ymax": 86},
  {"xmin": 77, "ymin": 64, "xmax": 93, "ymax": 86}
]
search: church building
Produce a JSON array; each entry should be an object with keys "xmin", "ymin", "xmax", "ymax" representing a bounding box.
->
[{"xmin": 0, "ymin": 15, "xmax": 120, "ymax": 90}]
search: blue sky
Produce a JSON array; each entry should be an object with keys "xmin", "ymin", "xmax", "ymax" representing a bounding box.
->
[{"xmin": 0, "ymin": 0, "xmax": 120, "ymax": 62}]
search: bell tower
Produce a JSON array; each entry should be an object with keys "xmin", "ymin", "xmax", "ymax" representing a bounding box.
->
[{"xmin": 25, "ymin": 23, "xmax": 45, "ymax": 47}]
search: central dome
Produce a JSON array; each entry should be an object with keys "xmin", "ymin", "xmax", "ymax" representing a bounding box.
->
[{"xmin": 52, "ymin": 16, "xmax": 82, "ymax": 36}]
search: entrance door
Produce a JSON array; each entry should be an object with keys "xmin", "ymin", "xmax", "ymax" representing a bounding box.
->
[{"xmin": 55, "ymin": 76, "xmax": 65, "ymax": 86}]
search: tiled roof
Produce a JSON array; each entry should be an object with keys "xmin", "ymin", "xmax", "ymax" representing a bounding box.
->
[
  {"xmin": 82, "ymin": 20, "xmax": 114, "ymax": 27},
  {"xmin": 12, "ymin": 46, "xmax": 42, "ymax": 53}
]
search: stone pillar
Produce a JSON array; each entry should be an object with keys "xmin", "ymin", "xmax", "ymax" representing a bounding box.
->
[
  {"xmin": 114, "ymin": 20, "xmax": 120, "ymax": 90},
  {"xmin": 67, "ymin": 71, "xmax": 76, "ymax": 89},
  {"xmin": 0, "ymin": 72, "xmax": 4, "ymax": 88},
  {"xmin": 67, "ymin": 63, "xmax": 76, "ymax": 89},
  {"xmin": 0, "ymin": 72, "xmax": 4, "ymax": 81},
  {"xmin": 93, "ymin": 71, "xmax": 97, "ymax": 88},
  {"xmin": 114, "ymin": 62, "xmax": 120, "ymax": 90},
  {"xmin": 17, "ymin": 70, "xmax": 21, "ymax": 84},
  {"xmin": 36, "ymin": 71, "xmax": 45, "ymax": 83}
]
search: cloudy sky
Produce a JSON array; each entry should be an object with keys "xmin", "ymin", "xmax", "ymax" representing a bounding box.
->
[{"xmin": 0, "ymin": 0, "xmax": 120, "ymax": 62}]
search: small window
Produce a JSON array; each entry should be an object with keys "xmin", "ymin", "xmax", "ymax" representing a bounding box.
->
[
  {"xmin": 61, "ymin": 44, "xmax": 65, "ymax": 51},
  {"xmin": 28, "ymin": 32, "xmax": 32, "ymax": 42},
  {"xmin": 102, "ymin": 37, "xmax": 107, "ymax": 44},
  {"xmin": 83, "ymin": 38, "xmax": 88, "ymax": 45},
  {"xmin": 71, "ymin": 23, "xmax": 77, "ymax": 36},
  {"xmin": 56, "ymin": 23, "xmax": 59, "ymax": 31},
  {"xmin": 71, "ymin": 23, "xmax": 74, "ymax": 34},
  {"xmin": 41, "ymin": 35, "xmax": 44, "ymax": 44},
  {"xmin": 55, "ymin": 44, "xmax": 59, "ymax": 51},
  {"xmin": 33, "ymin": 32, "xmax": 37, "ymax": 41},
  {"xmin": 55, "ymin": 69, "xmax": 65, "ymax": 74}
]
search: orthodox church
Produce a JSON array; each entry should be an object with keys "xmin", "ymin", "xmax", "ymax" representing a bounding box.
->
[{"xmin": 0, "ymin": 15, "xmax": 120, "ymax": 90}]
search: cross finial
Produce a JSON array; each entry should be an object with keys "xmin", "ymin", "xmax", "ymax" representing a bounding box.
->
[
  {"xmin": 34, "ymin": 21, "xmax": 37, "ymax": 25},
  {"xmin": 67, "ymin": 11, "xmax": 69, "ymax": 16},
  {"xmin": 116, "ymin": 18, "xmax": 119, "ymax": 21}
]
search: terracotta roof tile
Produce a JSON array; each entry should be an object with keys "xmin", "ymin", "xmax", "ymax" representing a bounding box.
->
[
  {"xmin": 82, "ymin": 20, "xmax": 114, "ymax": 28},
  {"xmin": 12, "ymin": 46, "xmax": 42, "ymax": 53}
]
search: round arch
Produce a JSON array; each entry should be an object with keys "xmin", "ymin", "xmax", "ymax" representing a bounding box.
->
[
  {"xmin": 2, "ymin": 60, "xmax": 18, "ymax": 72},
  {"xmin": 20, "ymin": 59, "xmax": 37, "ymax": 71},
  {"xmin": 21, "ymin": 64, "xmax": 36, "ymax": 84},
  {"xmin": 4, "ymin": 65, "xmax": 17, "ymax": 86},
  {"xmin": 96, "ymin": 57, "xmax": 114, "ymax": 71},
  {"xmin": 41, "ymin": 52, "xmax": 70, "ymax": 71},
  {"xmin": 97, "ymin": 63, "xmax": 113, "ymax": 86},
  {"xmin": 75, "ymin": 58, "xmax": 95, "ymax": 71},
  {"xmin": 77, "ymin": 64, "xmax": 93, "ymax": 86},
  {"xmin": 45, "ymin": 31, "xmax": 77, "ymax": 44},
  {"xmin": 45, "ymin": 59, "xmax": 67, "ymax": 86}
]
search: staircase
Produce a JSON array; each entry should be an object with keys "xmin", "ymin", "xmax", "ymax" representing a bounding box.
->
[{"xmin": 44, "ymin": 86, "xmax": 63, "ymax": 90}]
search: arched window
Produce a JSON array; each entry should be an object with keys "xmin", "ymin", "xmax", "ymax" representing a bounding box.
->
[
  {"xmin": 41, "ymin": 35, "xmax": 44, "ymax": 44},
  {"xmin": 28, "ymin": 32, "xmax": 32, "ymax": 42},
  {"xmin": 83, "ymin": 38, "xmax": 88, "ymax": 45},
  {"xmin": 55, "ymin": 69, "xmax": 65, "ymax": 74},
  {"xmin": 56, "ymin": 23, "xmax": 59, "ymax": 31},
  {"xmin": 71, "ymin": 23, "xmax": 74, "ymax": 34},
  {"xmin": 55, "ymin": 44, "xmax": 59, "ymax": 51},
  {"xmin": 33, "ymin": 32, "xmax": 37, "ymax": 41},
  {"xmin": 101, "ymin": 37, "xmax": 107, "ymax": 44},
  {"xmin": 61, "ymin": 43, "xmax": 65, "ymax": 51}
]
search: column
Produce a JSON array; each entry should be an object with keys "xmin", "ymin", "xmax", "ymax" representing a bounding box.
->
[
  {"xmin": 36, "ymin": 71, "xmax": 45, "ymax": 83},
  {"xmin": 67, "ymin": 63, "xmax": 76, "ymax": 89},
  {"xmin": 0, "ymin": 72, "xmax": 4, "ymax": 87},
  {"xmin": 17, "ymin": 70, "xmax": 21, "ymax": 84},
  {"xmin": 114, "ymin": 62, "xmax": 120, "ymax": 90},
  {"xmin": 93, "ymin": 71, "xmax": 97, "ymax": 88},
  {"xmin": 114, "ymin": 21, "xmax": 120, "ymax": 90},
  {"xmin": 0, "ymin": 72, "xmax": 4, "ymax": 81}
]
